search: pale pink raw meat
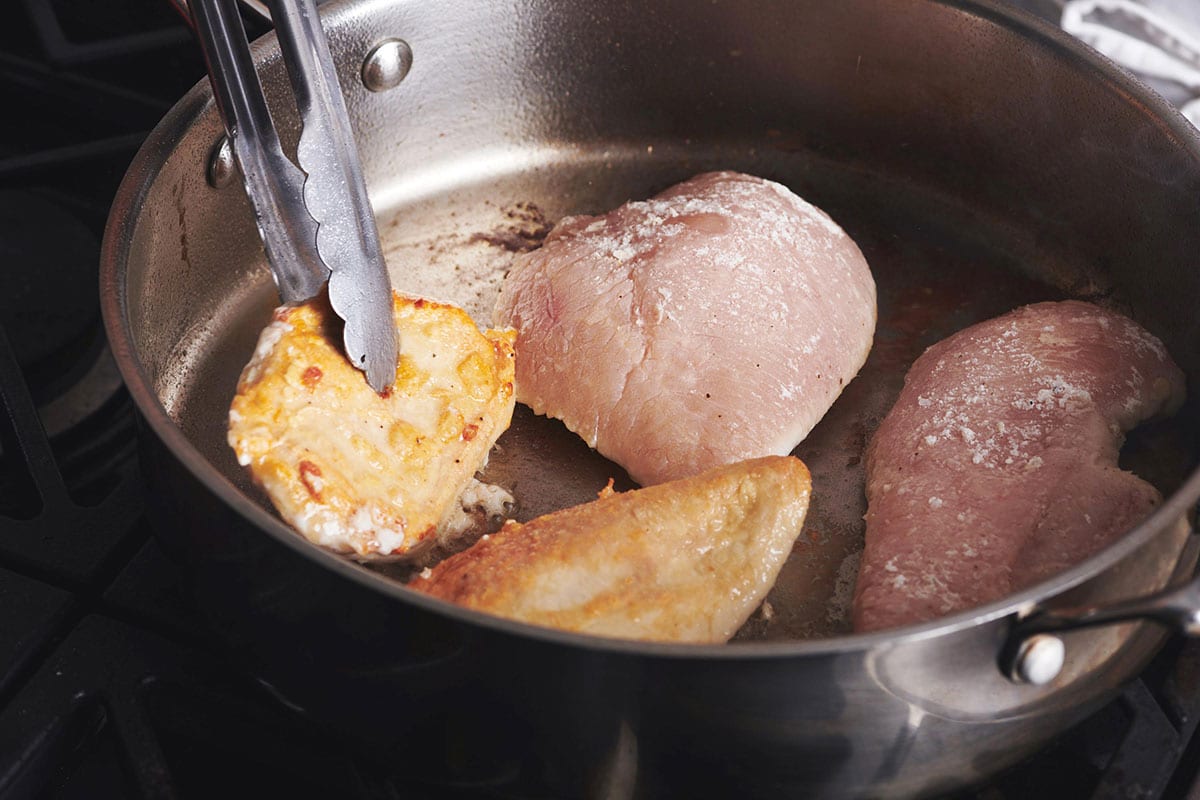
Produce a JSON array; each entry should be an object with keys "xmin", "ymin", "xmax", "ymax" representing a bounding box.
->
[
  {"xmin": 853, "ymin": 300, "xmax": 1185, "ymax": 632},
  {"xmin": 493, "ymin": 171, "xmax": 877, "ymax": 486}
]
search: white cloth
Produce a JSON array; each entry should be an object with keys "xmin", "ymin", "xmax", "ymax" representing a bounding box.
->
[{"xmin": 1061, "ymin": 0, "xmax": 1200, "ymax": 127}]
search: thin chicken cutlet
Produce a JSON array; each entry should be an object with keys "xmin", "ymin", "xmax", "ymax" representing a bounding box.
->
[
  {"xmin": 853, "ymin": 300, "xmax": 1185, "ymax": 631},
  {"xmin": 229, "ymin": 292, "xmax": 517, "ymax": 560},
  {"xmin": 493, "ymin": 171, "xmax": 876, "ymax": 486},
  {"xmin": 412, "ymin": 456, "xmax": 812, "ymax": 643}
]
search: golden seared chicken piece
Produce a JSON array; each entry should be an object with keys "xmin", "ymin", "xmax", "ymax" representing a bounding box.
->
[
  {"xmin": 411, "ymin": 456, "xmax": 812, "ymax": 643},
  {"xmin": 228, "ymin": 292, "xmax": 516, "ymax": 560}
]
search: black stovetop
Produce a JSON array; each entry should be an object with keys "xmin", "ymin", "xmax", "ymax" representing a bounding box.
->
[{"xmin": 1, "ymin": 1, "xmax": 1199, "ymax": 798}]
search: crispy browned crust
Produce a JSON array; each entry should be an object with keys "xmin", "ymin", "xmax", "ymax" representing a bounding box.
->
[
  {"xmin": 228, "ymin": 292, "xmax": 516, "ymax": 559},
  {"xmin": 411, "ymin": 455, "xmax": 812, "ymax": 642}
]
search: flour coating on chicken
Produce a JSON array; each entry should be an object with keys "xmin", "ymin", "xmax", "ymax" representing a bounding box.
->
[
  {"xmin": 493, "ymin": 171, "xmax": 876, "ymax": 486},
  {"xmin": 853, "ymin": 300, "xmax": 1185, "ymax": 631},
  {"xmin": 228, "ymin": 292, "xmax": 516, "ymax": 560},
  {"xmin": 411, "ymin": 455, "xmax": 812, "ymax": 643}
]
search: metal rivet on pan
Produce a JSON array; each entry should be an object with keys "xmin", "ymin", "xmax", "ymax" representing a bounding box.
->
[
  {"xmin": 361, "ymin": 38, "xmax": 413, "ymax": 92},
  {"xmin": 207, "ymin": 136, "xmax": 236, "ymax": 189},
  {"xmin": 1011, "ymin": 634, "xmax": 1065, "ymax": 685}
]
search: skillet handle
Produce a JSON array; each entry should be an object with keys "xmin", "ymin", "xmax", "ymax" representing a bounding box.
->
[{"xmin": 1000, "ymin": 572, "xmax": 1200, "ymax": 685}]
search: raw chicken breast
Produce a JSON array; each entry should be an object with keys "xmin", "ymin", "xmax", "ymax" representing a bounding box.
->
[
  {"xmin": 853, "ymin": 300, "xmax": 1185, "ymax": 632},
  {"xmin": 493, "ymin": 171, "xmax": 876, "ymax": 486},
  {"xmin": 410, "ymin": 456, "xmax": 811, "ymax": 643},
  {"xmin": 229, "ymin": 292, "xmax": 516, "ymax": 561}
]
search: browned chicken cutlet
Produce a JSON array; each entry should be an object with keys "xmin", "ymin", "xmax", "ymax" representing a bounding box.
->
[
  {"xmin": 411, "ymin": 455, "xmax": 812, "ymax": 643},
  {"xmin": 228, "ymin": 292, "xmax": 517, "ymax": 561}
]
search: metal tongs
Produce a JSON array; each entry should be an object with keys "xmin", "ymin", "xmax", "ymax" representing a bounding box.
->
[{"xmin": 180, "ymin": 0, "xmax": 397, "ymax": 392}]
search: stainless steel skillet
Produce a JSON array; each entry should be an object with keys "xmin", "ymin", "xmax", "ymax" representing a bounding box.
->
[{"xmin": 101, "ymin": 0, "xmax": 1200, "ymax": 796}]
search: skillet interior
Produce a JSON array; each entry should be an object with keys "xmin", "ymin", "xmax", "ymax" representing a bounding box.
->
[{"xmin": 156, "ymin": 137, "xmax": 1199, "ymax": 641}]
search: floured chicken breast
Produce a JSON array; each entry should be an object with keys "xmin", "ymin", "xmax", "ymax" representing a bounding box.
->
[
  {"xmin": 494, "ymin": 170, "xmax": 876, "ymax": 486},
  {"xmin": 228, "ymin": 292, "xmax": 516, "ymax": 560},
  {"xmin": 410, "ymin": 455, "xmax": 812, "ymax": 643},
  {"xmin": 853, "ymin": 300, "xmax": 1185, "ymax": 631}
]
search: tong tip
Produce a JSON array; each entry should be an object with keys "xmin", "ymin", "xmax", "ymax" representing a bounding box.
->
[
  {"xmin": 363, "ymin": 347, "xmax": 398, "ymax": 394},
  {"xmin": 330, "ymin": 272, "xmax": 397, "ymax": 394},
  {"xmin": 346, "ymin": 324, "xmax": 397, "ymax": 395}
]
